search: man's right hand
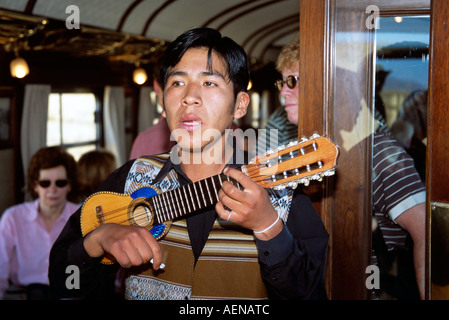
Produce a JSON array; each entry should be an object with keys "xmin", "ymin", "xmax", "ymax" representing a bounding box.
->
[{"xmin": 83, "ymin": 223, "xmax": 163, "ymax": 269}]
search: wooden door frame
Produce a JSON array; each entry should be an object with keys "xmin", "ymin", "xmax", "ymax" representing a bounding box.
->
[{"xmin": 427, "ymin": 0, "xmax": 449, "ymax": 300}]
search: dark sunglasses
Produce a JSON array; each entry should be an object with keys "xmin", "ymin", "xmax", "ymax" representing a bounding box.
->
[
  {"xmin": 38, "ymin": 179, "xmax": 69, "ymax": 188},
  {"xmin": 274, "ymin": 75, "xmax": 299, "ymax": 91}
]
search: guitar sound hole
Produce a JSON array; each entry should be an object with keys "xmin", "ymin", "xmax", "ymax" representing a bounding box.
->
[{"xmin": 132, "ymin": 205, "xmax": 152, "ymax": 227}]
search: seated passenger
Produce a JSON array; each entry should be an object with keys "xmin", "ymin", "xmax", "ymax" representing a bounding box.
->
[{"xmin": 0, "ymin": 146, "xmax": 79, "ymax": 299}]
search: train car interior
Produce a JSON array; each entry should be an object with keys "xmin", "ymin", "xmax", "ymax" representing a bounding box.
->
[{"xmin": 0, "ymin": 0, "xmax": 448, "ymax": 301}]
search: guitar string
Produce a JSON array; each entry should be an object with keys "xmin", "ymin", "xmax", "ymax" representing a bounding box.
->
[
  {"xmin": 96, "ymin": 163, "xmax": 266, "ymax": 226},
  {"xmin": 101, "ymin": 176, "xmax": 225, "ymax": 226}
]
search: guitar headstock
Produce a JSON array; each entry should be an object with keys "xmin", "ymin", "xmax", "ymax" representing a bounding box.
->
[{"xmin": 243, "ymin": 133, "xmax": 339, "ymax": 190}]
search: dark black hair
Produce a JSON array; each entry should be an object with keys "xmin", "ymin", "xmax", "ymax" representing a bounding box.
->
[{"xmin": 160, "ymin": 27, "xmax": 250, "ymax": 99}]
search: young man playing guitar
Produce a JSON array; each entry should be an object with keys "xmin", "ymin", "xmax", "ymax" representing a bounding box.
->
[{"xmin": 49, "ymin": 28, "xmax": 329, "ymax": 300}]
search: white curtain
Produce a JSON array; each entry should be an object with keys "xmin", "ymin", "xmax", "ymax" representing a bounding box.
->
[
  {"xmin": 20, "ymin": 84, "xmax": 51, "ymax": 182},
  {"xmin": 103, "ymin": 86, "xmax": 126, "ymax": 166},
  {"xmin": 137, "ymin": 86, "xmax": 157, "ymax": 133}
]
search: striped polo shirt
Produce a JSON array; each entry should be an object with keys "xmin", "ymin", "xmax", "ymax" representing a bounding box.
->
[
  {"xmin": 372, "ymin": 131, "xmax": 426, "ymax": 251},
  {"xmin": 258, "ymin": 106, "xmax": 298, "ymax": 153}
]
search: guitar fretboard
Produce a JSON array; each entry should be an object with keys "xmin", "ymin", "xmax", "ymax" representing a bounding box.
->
[{"xmin": 148, "ymin": 172, "xmax": 242, "ymax": 225}]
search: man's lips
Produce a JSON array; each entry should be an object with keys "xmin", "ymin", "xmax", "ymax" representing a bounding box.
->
[{"xmin": 179, "ymin": 115, "xmax": 202, "ymax": 131}]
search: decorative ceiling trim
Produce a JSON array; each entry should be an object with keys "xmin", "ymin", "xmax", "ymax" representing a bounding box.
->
[
  {"xmin": 116, "ymin": 0, "xmax": 143, "ymax": 32},
  {"xmin": 243, "ymin": 14, "xmax": 298, "ymax": 50},
  {"xmin": 24, "ymin": 0, "xmax": 37, "ymax": 15},
  {"xmin": 259, "ymin": 26, "xmax": 299, "ymax": 61},
  {"xmin": 215, "ymin": 0, "xmax": 280, "ymax": 31},
  {"xmin": 200, "ymin": 0, "xmax": 255, "ymax": 28},
  {"xmin": 141, "ymin": 0, "xmax": 176, "ymax": 36}
]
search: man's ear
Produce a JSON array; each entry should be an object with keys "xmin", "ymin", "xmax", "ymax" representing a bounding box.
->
[
  {"xmin": 153, "ymin": 79, "xmax": 164, "ymax": 108},
  {"xmin": 160, "ymin": 88, "xmax": 167, "ymax": 119},
  {"xmin": 233, "ymin": 92, "xmax": 250, "ymax": 120}
]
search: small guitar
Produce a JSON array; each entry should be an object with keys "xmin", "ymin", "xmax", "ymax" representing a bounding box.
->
[{"xmin": 80, "ymin": 134, "xmax": 339, "ymax": 264}]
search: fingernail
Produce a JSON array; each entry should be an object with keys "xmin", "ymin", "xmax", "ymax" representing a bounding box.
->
[{"xmin": 150, "ymin": 258, "xmax": 165, "ymax": 270}]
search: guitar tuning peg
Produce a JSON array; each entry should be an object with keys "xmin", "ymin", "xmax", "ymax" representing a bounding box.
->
[
  {"xmin": 288, "ymin": 181, "xmax": 299, "ymax": 189},
  {"xmin": 274, "ymin": 184, "xmax": 286, "ymax": 191},
  {"xmin": 300, "ymin": 136, "xmax": 308, "ymax": 142},
  {"xmin": 299, "ymin": 177, "xmax": 310, "ymax": 186},
  {"xmin": 310, "ymin": 132, "xmax": 320, "ymax": 139},
  {"xmin": 276, "ymin": 145, "xmax": 285, "ymax": 151}
]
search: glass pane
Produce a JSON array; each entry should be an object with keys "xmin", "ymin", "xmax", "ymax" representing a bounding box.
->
[
  {"xmin": 47, "ymin": 93, "xmax": 61, "ymax": 146},
  {"xmin": 61, "ymin": 93, "xmax": 97, "ymax": 144},
  {"xmin": 375, "ymin": 16, "xmax": 429, "ymax": 132},
  {"xmin": 372, "ymin": 14, "xmax": 429, "ymax": 300}
]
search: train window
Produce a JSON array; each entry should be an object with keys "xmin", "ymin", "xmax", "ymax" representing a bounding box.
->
[{"xmin": 47, "ymin": 92, "xmax": 100, "ymax": 160}]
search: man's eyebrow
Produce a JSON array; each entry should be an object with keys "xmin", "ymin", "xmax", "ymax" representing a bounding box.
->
[
  {"xmin": 166, "ymin": 69, "xmax": 226, "ymax": 80},
  {"xmin": 166, "ymin": 70, "xmax": 186, "ymax": 79},
  {"xmin": 201, "ymin": 70, "xmax": 226, "ymax": 80}
]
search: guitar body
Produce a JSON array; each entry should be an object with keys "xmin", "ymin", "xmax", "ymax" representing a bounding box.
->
[{"xmin": 80, "ymin": 185, "xmax": 171, "ymax": 264}]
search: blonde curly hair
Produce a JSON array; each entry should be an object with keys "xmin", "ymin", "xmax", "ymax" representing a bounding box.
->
[{"xmin": 276, "ymin": 37, "xmax": 299, "ymax": 72}]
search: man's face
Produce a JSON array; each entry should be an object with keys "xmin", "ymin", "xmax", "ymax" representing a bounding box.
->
[
  {"xmin": 162, "ymin": 47, "xmax": 248, "ymax": 153},
  {"xmin": 280, "ymin": 66, "xmax": 299, "ymax": 125}
]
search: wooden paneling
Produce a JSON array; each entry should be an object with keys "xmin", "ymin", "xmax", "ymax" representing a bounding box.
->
[
  {"xmin": 298, "ymin": 0, "xmax": 326, "ymax": 138},
  {"xmin": 427, "ymin": 0, "xmax": 449, "ymax": 300},
  {"xmin": 427, "ymin": 0, "xmax": 449, "ymax": 202}
]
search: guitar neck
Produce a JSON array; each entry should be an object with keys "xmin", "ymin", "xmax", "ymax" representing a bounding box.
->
[
  {"xmin": 145, "ymin": 135, "xmax": 339, "ymax": 225},
  {"xmin": 148, "ymin": 171, "xmax": 242, "ymax": 225}
]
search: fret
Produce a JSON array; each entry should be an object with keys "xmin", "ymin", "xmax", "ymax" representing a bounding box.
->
[
  {"xmin": 193, "ymin": 183, "xmax": 200, "ymax": 209},
  {"xmin": 159, "ymin": 195, "xmax": 167, "ymax": 222},
  {"xmin": 168, "ymin": 191, "xmax": 176, "ymax": 219},
  {"xmin": 204, "ymin": 178, "xmax": 213, "ymax": 204},
  {"xmin": 197, "ymin": 180, "xmax": 207, "ymax": 207},
  {"xmin": 154, "ymin": 195, "xmax": 164, "ymax": 222},
  {"xmin": 182, "ymin": 185, "xmax": 191, "ymax": 213},
  {"xmin": 161, "ymin": 192, "xmax": 169, "ymax": 220},
  {"xmin": 174, "ymin": 188, "xmax": 185, "ymax": 216},
  {"xmin": 188, "ymin": 184, "xmax": 196, "ymax": 211},
  {"xmin": 211, "ymin": 175, "xmax": 219, "ymax": 201}
]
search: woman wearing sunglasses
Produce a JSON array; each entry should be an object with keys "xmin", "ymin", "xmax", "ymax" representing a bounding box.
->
[{"xmin": 0, "ymin": 146, "xmax": 79, "ymax": 299}]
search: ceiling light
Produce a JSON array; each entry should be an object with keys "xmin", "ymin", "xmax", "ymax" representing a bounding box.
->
[
  {"xmin": 133, "ymin": 67, "xmax": 147, "ymax": 85},
  {"xmin": 10, "ymin": 56, "xmax": 29, "ymax": 78}
]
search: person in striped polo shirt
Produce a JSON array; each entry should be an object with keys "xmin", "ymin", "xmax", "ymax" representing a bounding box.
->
[{"xmin": 371, "ymin": 131, "xmax": 425, "ymax": 299}]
